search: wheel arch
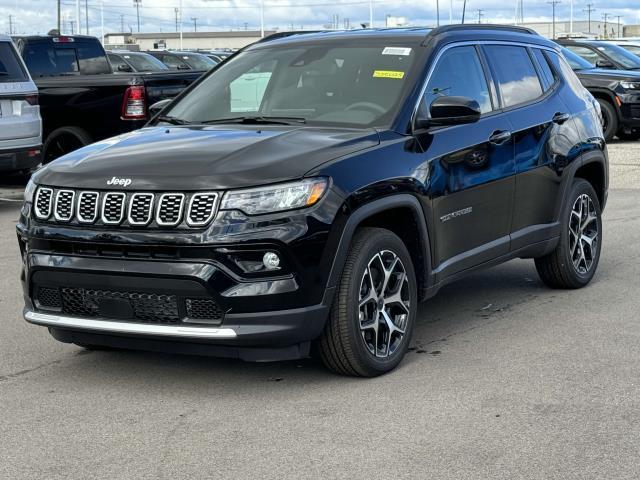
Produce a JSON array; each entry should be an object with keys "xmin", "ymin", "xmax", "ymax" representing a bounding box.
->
[
  {"xmin": 589, "ymin": 89, "xmax": 622, "ymax": 120},
  {"xmin": 325, "ymin": 194, "xmax": 433, "ymax": 302}
]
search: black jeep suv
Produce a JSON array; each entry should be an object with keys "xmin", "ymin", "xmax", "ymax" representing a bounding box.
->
[{"xmin": 18, "ymin": 26, "xmax": 608, "ymax": 376}]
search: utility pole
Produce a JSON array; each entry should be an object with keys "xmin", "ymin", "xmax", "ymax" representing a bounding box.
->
[
  {"xmin": 547, "ymin": 0, "xmax": 561, "ymax": 39},
  {"xmin": 616, "ymin": 15, "xmax": 622, "ymax": 38},
  {"xmin": 584, "ymin": 4, "xmax": 595, "ymax": 34},
  {"xmin": 179, "ymin": 0, "xmax": 183, "ymax": 50},
  {"xmin": 133, "ymin": 0, "xmax": 141, "ymax": 33},
  {"xmin": 8, "ymin": 15, "xmax": 13, "ymax": 34},
  {"xmin": 436, "ymin": 0, "xmax": 440, "ymax": 27},
  {"xmin": 57, "ymin": 0, "xmax": 61, "ymax": 32},
  {"xmin": 462, "ymin": 0, "xmax": 467, "ymax": 24},
  {"xmin": 477, "ymin": 9, "xmax": 484, "ymax": 24},
  {"xmin": 260, "ymin": 0, "xmax": 264, "ymax": 37},
  {"xmin": 602, "ymin": 12, "xmax": 610, "ymax": 39},
  {"xmin": 70, "ymin": 20, "xmax": 76, "ymax": 35},
  {"xmin": 76, "ymin": 0, "xmax": 80, "ymax": 36},
  {"xmin": 120, "ymin": 14, "xmax": 125, "ymax": 33},
  {"xmin": 569, "ymin": 0, "xmax": 573, "ymax": 34},
  {"xmin": 85, "ymin": 0, "xmax": 89, "ymax": 35},
  {"xmin": 174, "ymin": 8, "xmax": 179, "ymax": 32},
  {"xmin": 191, "ymin": 17, "xmax": 197, "ymax": 32}
]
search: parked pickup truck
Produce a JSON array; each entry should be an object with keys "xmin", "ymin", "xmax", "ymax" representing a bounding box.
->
[{"xmin": 12, "ymin": 34, "xmax": 204, "ymax": 162}]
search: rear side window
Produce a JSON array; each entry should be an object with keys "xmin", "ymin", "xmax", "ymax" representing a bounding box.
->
[
  {"xmin": 160, "ymin": 55, "xmax": 188, "ymax": 70},
  {"xmin": 545, "ymin": 50, "xmax": 585, "ymax": 93},
  {"xmin": 532, "ymin": 49, "xmax": 557, "ymax": 91},
  {"xmin": 23, "ymin": 45, "xmax": 79, "ymax": 76},
  {"xmin": 484, "ymin": 45, "xmax": 543, "ymax": 108},
  {"xmin": 77, "ymin": 44, "xmax": 111, "ymax": 74},
  {"xmin": 108, "ymin": 53, "xmax": 128, "ymax": 71},
  {"xmin": 424, "ymin": 46, "xmax": 493, "ymax": 114},
  {"xmin": 0, "ymin": 42, "xmax": 28, "ymax": 82}
]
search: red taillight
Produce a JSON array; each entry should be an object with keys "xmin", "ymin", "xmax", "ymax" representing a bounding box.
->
[
  {"xmin": 24, "ymin": 94, "xmax": 39, "ymax": 106},
  {"xmin": 121, "ymin": 85, "xmax": 147, "ymax": 120}
]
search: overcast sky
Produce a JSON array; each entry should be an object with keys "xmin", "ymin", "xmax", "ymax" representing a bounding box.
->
[{"xmin": 1, "ymin": 0, "xmax": 639, "ymax": 35}]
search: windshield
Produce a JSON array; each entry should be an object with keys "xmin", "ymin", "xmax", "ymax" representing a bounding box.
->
[
  {"xmin": 125, "ymin": 53, "xmax": 168, "ymax": 72},
  {"xmin": 164, "ymin": 43, "xmax": 420, "ymax": 128},
  {"xmin": 180, "ymin": 53, "xmax": 216, "ymax": 70},
  {"xmin": 618, "ymin": 44, "xmax": 640, "ymax": 58},
  {"xmin": 592, "ymin": 43, "xmax": 640, "ymax": 69},
  {"xmin": 561, "ymin": 47, "xmax": 594, "ymax": 70}
]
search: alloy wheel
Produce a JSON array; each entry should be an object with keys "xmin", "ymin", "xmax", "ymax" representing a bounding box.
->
[
  {"xmin": 358, "ymin": 250, "xmax": 411, "ymax": 358},
  {"xmin": 569, "ymin": 193, "xmax": 599, "ymax": 275}
]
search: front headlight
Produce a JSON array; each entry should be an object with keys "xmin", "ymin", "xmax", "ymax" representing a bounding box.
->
[
  {"xmin": 221, "ymin": 178, "xmax": 328, "ymax": 215},
  {"xmin": 24, "ymin": 178, "xmax": 37, "ymax": 203},
  {"xmin": 620, "ymin": 81, "xmax": 640, "ymax": 90}
]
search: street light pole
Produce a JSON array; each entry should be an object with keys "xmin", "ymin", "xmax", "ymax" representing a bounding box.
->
[
  {"xmin": 603, "ymin": 12, "xmax": 610, "ymax": 39},
  {"xmin": 191, "ymin": 17, "xmax": 197, "ymax": 32},
  {"xmin": 462, "ymin": 0, "xmax": 467, "ymax": 24},
  {"xmin": 547, "ymin": 0, "xmax": 561, "ymax": 39},
  {"xmin": 616, "ymin": 16, "xmax": 622, "ymax": 38},
  {"xmin": 133, "ymin": 0, "xmax": 141, "ymax": 33}
]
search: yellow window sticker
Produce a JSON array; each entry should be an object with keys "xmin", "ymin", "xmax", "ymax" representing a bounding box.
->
[{"xmin": 372, "ymin": 70, "xmax": 405, "ymax": 79}]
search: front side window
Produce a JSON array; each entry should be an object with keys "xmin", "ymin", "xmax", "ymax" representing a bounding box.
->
[
  {"xmin": 125, "ymin": 53, "xmax": 168, "ymax": 72},
  {"xmin": 592, "ymin": 43, "xmax": 640, "ymax": 69},
  {"xmin": 107, "ymin": 53, "xmax": 128, "ymax": 71},
  {"xmin": 565, "ymin": 46, "xmax": 601, "ymax": 66},
  {"xmin": 423, "ymin": 46, "xmax": 493, "ymax": 114},
  {"xmin": 161, "ymin": 55, "xmax": 188, "ymax": 70},
  {"xmin": 164, "ymin": 43, "xmax": 421, "ymax": 127},
  {"xmin": 484, "ymin": 45, "xmax": 543, "ymax": 108}
]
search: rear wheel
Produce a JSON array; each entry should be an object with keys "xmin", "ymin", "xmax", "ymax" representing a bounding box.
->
[
  {"xmin": 535, "ymin": 179, "xmax": 602, "ymax": 289},
  {"xmin": 597, "ymin": 99, "xmax": 618, "ymax": 142},
  {"xmin": 318, "ymin": 227, "xmax": 417, "ymax": 377},
  {"xmin": 43, "ymin": 127, "xmax": 93, "ymax": 164}
]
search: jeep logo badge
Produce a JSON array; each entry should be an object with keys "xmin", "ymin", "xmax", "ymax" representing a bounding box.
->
[{"xmin": 107, "ymin": 176, "xmax": 132, "ymax": 187}]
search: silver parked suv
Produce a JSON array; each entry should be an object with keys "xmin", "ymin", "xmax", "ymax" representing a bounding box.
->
[{"xmin": 0, "ymin": 35, "xmax": 42, "ymax": 174}]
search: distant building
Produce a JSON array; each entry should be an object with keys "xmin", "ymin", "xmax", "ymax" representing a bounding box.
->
[
  {"xmin": 104, "ymin": 30, "xmax": 277, "ymax": 51},
  {"xmin": 520, "ymin": 20, "xmax": 624, "ymax": 39}
]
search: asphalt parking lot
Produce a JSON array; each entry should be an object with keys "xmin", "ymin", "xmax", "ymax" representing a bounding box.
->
[{"xmin": 1, "ymin": 142, "xmax": 639, "ymax": 479}]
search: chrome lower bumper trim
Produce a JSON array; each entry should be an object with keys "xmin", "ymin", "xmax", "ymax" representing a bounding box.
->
[{"xmin": 24, "ymin": 310, "xmax": 237, "ymax": 339}]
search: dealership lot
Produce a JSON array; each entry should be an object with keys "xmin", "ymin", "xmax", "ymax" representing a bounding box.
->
[{"xmin": 1, "ymin": 141, "xmax": 639, "ymax": 479}]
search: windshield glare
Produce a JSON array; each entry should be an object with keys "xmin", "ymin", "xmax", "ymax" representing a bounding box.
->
[
  {"xmin": 594, "ymin": 43, "xmax": 640, "ymax": 69},
  {"xmin": 165, "ymin": 44, "xmax": 418, "ymax": 127}
]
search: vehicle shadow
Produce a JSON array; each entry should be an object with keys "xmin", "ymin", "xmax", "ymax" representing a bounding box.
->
[{"xmin": 52, "ymin": 259, "xmax": 550, "ymax": 391}]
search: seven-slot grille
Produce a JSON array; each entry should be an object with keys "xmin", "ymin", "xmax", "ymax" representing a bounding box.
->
[
  {"xmin": 187, "ymin": 193, "xmax": 218, "ymax": 226},
  {"xmin": 101, "ymin": 192, "xmax": 126, "ymax": 224},
  {"xmin": 156, "ymin": 193, "xmax": 185, "ymax": 226},
  {"xmin": 33, "ymin": 187, "xmax": 218, "ymax": 228},
  {"xmin": 128, "ymin": 193, "xmax": 154, "ymax": 225},
  {"xmin": 77, "ymin": 191, "xmax": 99, "ymax": 223},
  {"xmin": 34, "ymin": 187, "xmax": 53, "ymax": 219}
]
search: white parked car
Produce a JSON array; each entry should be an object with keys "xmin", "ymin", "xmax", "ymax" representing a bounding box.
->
[{"xmin": 0, "ymin": 34, "xmax": 42, "ymax": 174}]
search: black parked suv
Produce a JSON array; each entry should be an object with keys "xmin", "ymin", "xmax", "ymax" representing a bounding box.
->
[
  {"xmin": 560, "ymin": 46, "xmax": 640, "ymax": 141},
  {"xmin": 18, "ymin": 26, "xmax": 608, "ymax": 376}
]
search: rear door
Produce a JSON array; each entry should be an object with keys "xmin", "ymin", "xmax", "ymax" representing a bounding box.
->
[
  {"xmin": 0, "ymin": 40, "xmax": 41, "ymax": 147},
  {"xmin": 418, "ymin": 45, "xmax": 516, "ymax": 278},
  {"xmin": 481, "ymin": 44, "xmax": 575, "ymax": 249}
]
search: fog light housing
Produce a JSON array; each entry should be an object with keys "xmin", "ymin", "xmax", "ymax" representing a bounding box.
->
[{"xmin": 263, "ymin": 252, "xmax": 281, "ymax": 270}]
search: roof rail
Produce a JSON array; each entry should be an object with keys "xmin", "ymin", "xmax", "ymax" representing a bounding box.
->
[
  {"xmin": 256, "ymin": 30, "xmax": 324, "ymax": 43},
  {"xmin": 429, "ymin": 24, "xmax": 538, "ymax": 36}
]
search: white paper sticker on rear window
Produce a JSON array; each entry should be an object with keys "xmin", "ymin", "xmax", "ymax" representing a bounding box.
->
[{"xmin": 382, "ymin": 47, "xmax": 412, "ymax": 56}]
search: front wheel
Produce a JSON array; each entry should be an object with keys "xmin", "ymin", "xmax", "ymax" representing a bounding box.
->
[
  {"xmin": 535, "ymin": 179, "xmax": 602, "ymax": 289},
  {"xmin": 597, "ymin": 99, "xmax": 618, "ymax": 142},
  {"xmin": 318, "ymin": 227, "xmax": 417, "ymax": 377}
]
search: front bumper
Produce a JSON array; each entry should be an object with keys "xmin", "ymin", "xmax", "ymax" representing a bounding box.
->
[{"xmin": 0, "ymin": 145, "xmax": 42, "ymax": 172}]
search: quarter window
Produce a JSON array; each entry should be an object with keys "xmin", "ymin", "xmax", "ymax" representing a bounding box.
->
[
  {"xmin": 532, "ymin": 49, "xmax": 556, "ymax": 91},
  {"xmin": 424, "ymin": 46, "xmax": 493, "ymax": 114},
  {"xmin": 484, "ymin": 45, "xmax": 543, "ymax": 108}
]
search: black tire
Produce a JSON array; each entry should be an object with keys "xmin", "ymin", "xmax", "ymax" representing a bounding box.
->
[
  {"xmin": 43, "ymin": 127, "xmax": 93, "ymax": 164},
  {"xmin": 318, "ymin": 227, "xmax": 417, "ymax": 377},
  {"xmin": 597, "ymin": 99, "xmax": 618, "ymax": 142},
  {"xmin": 535, "ymin": 179, "xmax": 602, "ymax": 289},
  {"xmin": 616, "ymin": 131, "xmax": 640, "ymax": 141}
]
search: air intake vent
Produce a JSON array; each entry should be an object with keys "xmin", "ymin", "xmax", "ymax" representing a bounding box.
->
[
  {"xmin": 34, "ymin": 187, "xmax": 53, "ymax": 219},
  {"xmin": 54, "ymin": 190, "xmax": 75, "ymax": 222},
  {"xmin": 77, "ymin": 191, "xmax": 99, "ymax": 223},
  {"xmin": 156, "ymin": 193, "xmax": 185, "ymax": 226},
  {"xmin": 187, "ymin": 192, "xmax": 218, "ymax": 227},
  {"xmin": 128, "ymin": 193, "xmax": 154, "ymax": 226},
  {"xmin": 102, "ymin": 192, "xmax": 126, "ymax": 225}
]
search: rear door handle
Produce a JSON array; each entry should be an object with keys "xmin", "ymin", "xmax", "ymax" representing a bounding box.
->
[
  {"xmin": 488, "ymin": 130, "xmax": 512, "ymax": 145},
  {"xmin": 552, "ymin": 112, "xmax": 571, "ymax": 124}
]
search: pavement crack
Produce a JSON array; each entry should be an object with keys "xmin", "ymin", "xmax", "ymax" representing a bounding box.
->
[{"xmin": 0, "ymin": 359, "xmax": 62, "ymax": 383}]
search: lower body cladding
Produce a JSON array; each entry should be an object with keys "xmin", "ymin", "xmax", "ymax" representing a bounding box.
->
[
  {"xmin": 22, "ymin": 253, "xmax": 331, "ymax": 362},
  {"xmin": 0, "ymin": 145, "xmax": 42, "ymax": 173}
]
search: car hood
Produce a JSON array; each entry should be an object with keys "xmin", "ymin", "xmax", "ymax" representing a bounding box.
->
[{"xmin": 35, "ymin": 125, "xmax": 380, "ymax": 190}]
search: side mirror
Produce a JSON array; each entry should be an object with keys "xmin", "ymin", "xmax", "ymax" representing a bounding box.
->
[
  {"xmin": 149, "ymin": 98, "xmax": 172, "ymax": 117},
  {"xmin": 595, "ymin": 59, "xmax": 614, "ymax": 69},
  {"xmin": 117, "ymin": 64, "xmax": 133, "ymax": 72},
  {"xmin": 177, "ymin": 64, "xmax": 191, "ymax": 70},
  {"xmin": 415, "ymin": 96, "xmax": 482, "ymax": 130}
]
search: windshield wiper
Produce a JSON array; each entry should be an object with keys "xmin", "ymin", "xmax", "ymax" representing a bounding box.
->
[
  {"xmin": 201, "ymin": 116, "xmax": 306, "ymax": 125},
  {"xmin": 156, "ymin": 115, "xmax": 191, "ymax": 125}
]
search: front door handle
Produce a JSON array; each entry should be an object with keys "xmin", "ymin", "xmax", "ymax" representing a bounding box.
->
[
  {"xmin": 488, "ymin": 130, "xmax": 512, "ymax": 145},
  {"xmin": 552, "ymin": 112, "xmax": 571, "ymax": 125}
]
